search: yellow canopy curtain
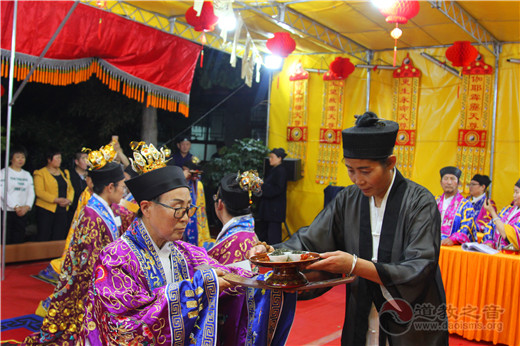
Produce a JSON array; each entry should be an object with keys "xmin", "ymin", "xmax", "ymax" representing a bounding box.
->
[{"xmin": 269, "ymin": 44, "xmax": 520, "ymax": 234}]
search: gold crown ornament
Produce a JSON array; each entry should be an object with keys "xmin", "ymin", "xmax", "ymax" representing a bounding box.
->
[
  {"xmin": 82, "ymin": 143, "xmax": 117, "ymax": 170},
  {"xmin": 237, "ymin": 170, "xmax": 263, "ymax": 204},
  {"xmin": 129, "ymin": 141, "xmax": 171, "ymax": 174}
]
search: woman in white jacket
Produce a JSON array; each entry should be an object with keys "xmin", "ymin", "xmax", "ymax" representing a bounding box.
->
[{"xmin": 0, "ymin": 146, "xmax": 35, "ymax": 243}]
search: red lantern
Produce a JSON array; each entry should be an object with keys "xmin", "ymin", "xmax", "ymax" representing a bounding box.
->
[
  {"xmin": 266, "ymin": 32, "xmax": 296, "ymax": 58},
  {"xmin": 185, "ymin": 1, "xmax": 219, "ymax": 32},
  {"xmin": 445, "ymin": 41, "xmax": 479, "ymax": 67},
  {"xmin": 329, "ymin": 57, "xmax": 355, "ymax": 79},
  {"xmin": 378, "ymin": 0, "xmax": 420, "ymax": 24},
  {"xmin": 377, "ymin": 0, "xmax": 420, "ymax": 66}
]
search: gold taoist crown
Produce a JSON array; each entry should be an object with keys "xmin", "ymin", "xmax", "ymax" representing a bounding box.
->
[
  {"xmin": 128, "ymin": 141, "xmax": 171, "ymax": 174},
  {"xmin": 82, "ymin": 143, "xmax": 117, "ymax": 170}
]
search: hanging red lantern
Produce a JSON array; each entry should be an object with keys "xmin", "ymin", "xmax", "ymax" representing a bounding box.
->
[
  {"xmin": 266, "ymin": 32, "xmax": 296, "ymax": 58},
  {"xmin": 378, "ymin": 0, "xmax": 420, "ymax": 24},
  {"xmin": 185, "ymin": 1, "xmax": 219, "ymax": 32},
  {"xmin": 445, "ymin": 41, "xmax": 479, "ymax": 67},
  {"xmin": 377, "ymin": 0, "xmax": 420, "ymax": 66},
  {"xmin": 329, "ymin": 57, "xmax": 355, "ymax": 79}
]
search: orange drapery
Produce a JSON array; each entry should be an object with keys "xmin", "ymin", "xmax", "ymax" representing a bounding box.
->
[
  {"xmin": 1, "ymin": 1, "xmax": 201, "ymax": 115},
  {"xmin": 439, "ymin": 246, "xmax": 520, "ymax": 345}
]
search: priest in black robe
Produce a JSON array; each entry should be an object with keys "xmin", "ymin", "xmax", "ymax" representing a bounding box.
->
[{"xmin": 257, "ymin": 112, "xmax": 449, "ymax": 345}]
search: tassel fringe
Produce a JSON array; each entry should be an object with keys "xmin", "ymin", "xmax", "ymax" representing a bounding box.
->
[{"xmin": 0, "ymin": 53, "xmax": 189, "ymax": 116}]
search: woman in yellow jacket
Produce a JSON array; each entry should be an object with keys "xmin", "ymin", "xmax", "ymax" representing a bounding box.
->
[{"xmin": 33, "ymin": 149, "xmax": 74, "ymax": 241}]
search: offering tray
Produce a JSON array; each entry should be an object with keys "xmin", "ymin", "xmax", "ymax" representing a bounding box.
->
[
  {"xmin": 228, "ymin": 252, "xmax": 355, "ymax": 289},
  {"xmin": 223, "ymin": 272, "xmax": 356, "ymax": 291}
]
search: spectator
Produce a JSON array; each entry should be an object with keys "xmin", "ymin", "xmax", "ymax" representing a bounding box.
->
[
  {"xmin": 67, "ymin": 151, "xmax": 88, "ymax": 227},
  {"xmin": 256, "ymin": 148, "xmax": 288, "ymax": 244},
  {"xmin": 33, "ymin": 148, "xmax": 74, "ymax": 241},
  {"xmin": 0, "ymin": 146, "xmax": 35, "ymax": 244},
  {"xmin": 168, "ymin": 136, "xmax": 193, "ymax": 168}
]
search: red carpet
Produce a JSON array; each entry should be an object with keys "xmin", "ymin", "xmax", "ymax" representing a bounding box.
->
[{"xmin": 0, "ymin": 261, "xmax": 505, "ymax": 345}]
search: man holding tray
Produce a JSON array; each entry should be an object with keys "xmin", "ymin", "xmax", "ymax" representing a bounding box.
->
[{"xmin": 252, "ymin": 112, "xmax": 448, "ymax": 345}]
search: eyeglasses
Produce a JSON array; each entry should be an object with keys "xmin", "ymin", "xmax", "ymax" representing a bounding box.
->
[
  {"xmin": 153, "ymin": 201, "xmax": 198, "ymax": 219},
  {"xmin": 213, "ymin": 194, "xmax": 219, "ymax": 203},
  {"xmin": 469, "ymin": 182, "xmax": 481, "ymax": 186}
]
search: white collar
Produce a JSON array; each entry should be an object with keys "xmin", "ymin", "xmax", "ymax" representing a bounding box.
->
[
  {"xmin": 471, "ymin": 193, "xmax": 486, "ymax": 203},
  {"xmin": 369, "ymin": 169, "xmax": 396, "ymax": 263}
]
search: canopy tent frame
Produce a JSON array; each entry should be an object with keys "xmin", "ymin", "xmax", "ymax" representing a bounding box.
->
[
  {"xmin": 1, "ymin": 0, "xmax": 81, "ymax": 281},
  {"xmin": 428, "ymin": 0, "xmax": 501, "ymax": 57},
  {"xmin": 233, "ymin": 1, "xmax": 370, "ymax": 63}
]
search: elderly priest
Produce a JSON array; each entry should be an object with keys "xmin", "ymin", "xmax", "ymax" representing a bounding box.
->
[{"xmin": 81, "ymin": 142, "xmax": 295, "ymax": 345}]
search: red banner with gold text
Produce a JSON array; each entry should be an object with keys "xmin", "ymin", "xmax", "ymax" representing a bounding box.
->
[{"xmin": 392, "ymin": 55, "xmax": 421, "ymax": 178}]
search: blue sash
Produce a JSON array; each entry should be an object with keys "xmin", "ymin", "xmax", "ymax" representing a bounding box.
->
[
  {"xmin": 122, "ymin": 218, "xmax": 219, "ymax": 346},
  {"xmin": 122, "ymin": 219, "xmax": 190, "ymax": 290},
  {"xmin": 88, "ymin": 195, "xmax": 119, "ymax": 241}
]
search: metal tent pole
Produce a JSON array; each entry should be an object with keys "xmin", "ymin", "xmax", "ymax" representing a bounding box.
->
[
  {"xmin": 2, "ymin": 0, "xmax": 19, "ymax": 281},
  {"xmin": 366, "ymin": 51, "xmax": 373, "ymax": 112},
  {"xmin": 2, "ymin": 1, "xmax": 78, "ymax": 280},
  {"xmin": 266, "ymin": 71, "xmax": 273, "ymax": 145},
  {"xmin": 488, "ymin": 44, "xmax": 502, "ymax": 197}
]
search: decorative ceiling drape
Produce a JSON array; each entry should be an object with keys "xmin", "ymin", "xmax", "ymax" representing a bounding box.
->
[{"xmin": 1, "ymin": 1, "xmax": 202, "ymax": 116}]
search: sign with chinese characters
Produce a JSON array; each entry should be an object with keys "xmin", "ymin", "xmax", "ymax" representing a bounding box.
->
[
  {"xmin": 287, "ymin": 63, "xmax": 309, "ymax": 175},
  {"xmin": 316, "ymin": 79, "xmax": 344, "ymax": 185},
  {"xmin": 457, "ymin": 58, "xmax": 493, "ymax": 194},
  {"xmin": 391, "ymin": 55, "xmax": 421, "ymax": 179}
]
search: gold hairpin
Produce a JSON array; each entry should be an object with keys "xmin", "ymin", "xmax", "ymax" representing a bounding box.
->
[{"xmin": 237, "ymin": 170, "xmax": 263, "ymax": 204}]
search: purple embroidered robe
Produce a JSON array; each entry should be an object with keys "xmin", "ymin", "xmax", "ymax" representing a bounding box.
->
[
  {"xmin": 23, "ymin": 195, "xmax": 133, "ymax": 345},
  {"xmin": 436, "ymin": 192, "xmax": 476, "ymax": 244},
  {"xmin": 81, "ymin": 218, "xmax": 254, "ymax": 345},
  {"xmin": 470, "ymin": 195, "xmax": 497, "ymax": 233},
  {"xmin": 482, "ymin": 205, "xmax": 520, "ymax": 249},
  {"xmin": 207, "ymin": 214, "xmax": 258, "ymax": 345}
]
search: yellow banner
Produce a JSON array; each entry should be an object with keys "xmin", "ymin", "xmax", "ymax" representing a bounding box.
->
[
  {"xmin": 391, "ymin": 56, "xmax": 421, "ymax": 179},
  {"xmin": 456, "ymin": 58, "xmax": 494, "ymax": 194},
  {"xmin": 287, "ymin": 64, "xmax": 309, "ymax": 174},
  {"xmin": 316, "ymin": 79, "xmax": 344, "ymax": 185}
]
